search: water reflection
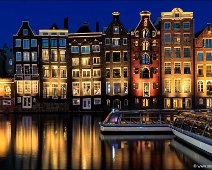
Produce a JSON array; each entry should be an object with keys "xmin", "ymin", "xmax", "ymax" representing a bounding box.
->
[{"xmin": 0, "ymin": 113, "xmax": 210, "ymax": 169}]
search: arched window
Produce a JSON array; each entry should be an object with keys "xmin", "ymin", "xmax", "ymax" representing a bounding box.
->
[
  {"xmin": 142, "ymin": 98, "xmax": 149, "ymax": 107},
  {"xmin": 207, "ymin": 81, "xmax": 212, "ymax": 95},
  {"xmin": 106, "ymin": 99, "xmax": 110, "ymax": 106},
  {"xmin": 141, "ymin": 68, "xmax": 150, "ymax": 78},
  {"xmin": 142, "ymin": 29, "xmax": 149, "ymax": 38},
  {"xmin": 142, "ymin": 41, "xmax": 149, "ymax": 51},
  {"xmin": 140, "ymin": 54, "xmax": 149, "ymax": 64}
]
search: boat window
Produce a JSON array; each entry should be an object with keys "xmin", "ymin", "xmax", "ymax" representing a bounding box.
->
[{"xmin": 120, "ymin": 113, "xmax": 141, "ymax": 124}]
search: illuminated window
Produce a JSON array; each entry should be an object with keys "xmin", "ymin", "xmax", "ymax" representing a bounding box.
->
[
  {"xmin": 124, "ymin": 82, "xmax": 128, "ymax": 94},
  {"xmin": 59, "ymin": 39, "xmax": 66, "ymax": 47},
  {"xmin": 173, "ymin": 22, "xmax": 180, "ymax": 29},
  {"xmin": 60, "ymin": 67, "xmax": 67, "ymax": 78},
  {"xmin": 73, "ymin": 98, "xmax": 80, "ymax": 105},
  {"xmin": 72, "ymin": 69, "xmax": 79, "ymax": 78},
  {"xmin": 164, "ymin": 22, "xmax": 171, "ymax": 30},
  {"xmin": 141, "ymin": 54, "xmax": 149, "ymax": 64},
  {"xmin": 105, "ymin": 38, "xmax": 110, "ymax": 45},
  {"xmin": 93, "ymin": 57, "xmax": 100, "ymax": 65},
  {"xmin": 92, "ymin": 45, "xmax": 100, "ymax": 52},
  {"xmin": 43, "ymin": 66, "xmax": 49, "ymax": 78},
  {"xmin": 71, "ymin": 46, "xmax": 79, "ymax": 53},
  {"xmin": 183, "ymin": 33, "xmax": 190, "ymax": 42},
  {"xmin": 174, "ymin": 79, "xmax": 181, "ymax": 93},
  {"xmin": 52, "ymin": 83, "xmax": 58, "ymax": 99},
  {"xmin": 164, "ymin": 34, "xmax": 171, "ymax": 44},
  {"xmin": 142, "ymin": 99, "xmax": 149, "ymax": 107},
  {"xmin": 164, "ymin": 98, "xmax": 171, "ymax": 108},
  {"xmin": 61, "ymin": 83, "xmax": 67, "ymax": 99},
  {"xmin": 184, "ymin": 47, "xmax": 190, "ymax": 58},
  {"xmin": 32, "ymin": 81, "xmax": 38, "ymax": 93},
  {"xmin": 16, "ymin": 52, "xmax": 22, "ymax": 61},
  {"xmin": 82, "ymin": 69, "xmax": 91, "ymax": 78},
  {"xmin": 42, "ymin": 39, "xmax": 48, "ymax": 47},
  {"xmin": 198, "ymin": 81, "xmax": 204, "ymax": 92},
  {"xmin": 82, "ymin": 82, "xmax": 91, "ymax": 95},
  {"xmin": 82, "ymin": 57, "xmax": 90, "ymax": 65},
  {"xmin": 113, "ymin": 52, "xmax": 120, "ymax": 62},
  {"xmin": 112, "ymin": 38, "xmax": 120, "ymax": 46},
  {"xmin": 124, "ymin": 68, "xmax": 128, "ymax": 77},
  {"xmin": 185, "ymin": 98, "xmax": 192, "ymax": 108},
  {"xmin": 31, "ymin": 39, "xmax": 37, "ymax": 47},
  {"xmin": 72, "ymin": 82, "xmax": 80, "ymax": 96},
  {"xmin": 42, "ymin": 49, "xmax": 49, "ymax": 62},
  {"xmin": 153, "ymin": 83, "xmax": 159, "ymax": 89},
  {"xmin": 174, "ymin": 62, "xmax": 181, "ymax": 74},
  {"xmin": 173, "ymin": 98, "xmax": 182, "ymax": 109},
  {"xmin": 43, "ymin": 82, "xmax": 50, "ymax": 98},
  {"xmin": 113, "ymin": 26, "xmax": 119, "ymax": 34},
  {"xmin": 206, "ymin": 98, "xmax": 212, "ymax": 108},
  {"xmin": 106, "ymin": 82, "xmax": 110, "ymax": 95},
  {"xmin": 123, "ymin": 51, "xmax": 128, "ymax": 61},
  {"xmin": 123, "ymin": 38, "xmax": 127, "ymax": 45},
  {"xmin": 72, "ymin": 58, "xmax": 79, "ymax": 66},
  {"xmin": 174, "ymin": 34, "xmax": 180, "ymax": 44},
  {"xmin": 94, "ymin": 81, "xmax": 101, "ymax": 95},
  {"xmin": 183, "ymin": 22, "xmax": 190, "ymax": 29},
  {"xmin": 135, "ymin": 98, "xmax": 139, "ymax": 104},
  {"xmin": 199, "ymin": 98, "xmax": 203, "ymax": 105},
  {"xmin": 32, "ymin": 64, "xmax": 38, "ymax": 74},
  {"xmin": 94, "ymin": 98, "xmax": 101, "ymax": 105},
  {"xmin": 113, "ymin": 82, "xmax": 121, "ymax": 95},
  {"xmin": 113, "ymin": 68, "xmax": 121, "ymax": 78},
  {"xmin": 206, "ymin": 65, "xmax": 212, "ymax": 77},
  {"xmin": 207, "ymin": 81, "xmax": 212, "ymax": 95},
  {"xmin": 17, "ymin": 81, "xmax": 23, "ymax": 93},
  {"xmin": 60, "ymin": 50, "xmax": 66, "ymax": 62},
  {"xmin": 81, "ymin": 46, "xmax": 90, "ymax": 54},
  {"xmin": 143, "ymin": 83, "xmax": 150, "ymax": 97},
  {"xmin": 31, "ymin": 52, "xmax": 37, "ymax": 61},
  {"xmin": 24, "ymin": 81, "xmax": 31, "ymax": 94},
  {"xmin": 174, "ymin": 47, "xmax": 180, "ymax": 58},
  {"xmin": 142, "ymin": 41, "xmax": 149, "ymax": 51},
  {"xmin": 105, "ymin": 52, "xmax": 110, "ymax": 62},
  {"xmin": 106, "ymin": 99, "xmax": 110, "ymax": 106},
  {"xmin": 197, "ymin": 52, "xmax": 203, "ymax": 61},
  {"xmin": 51, "ymin": 50, "xmax": 58, "ymax": 62},
  {"xmin": 164, "ymin": 79, "xmax": 171, "ymax": 93},
  {"xmin": 197, "ymin": 65, "xmax": 203, "ymax": 76},
  {"xmin": 106, "ymin": 69, "xmax": 110, "ymax": 78},
  {"xmin": 16, "ymin": 39, "xmax": 21, "ymax": 47},
  {"xmin": 51, "ymin": 66, "xmax": 58, "ymax": 78},
  {"xmin": 164, "ymin": 47, "xmax": 171, "ymax": 58},
  {"xmin": 23, "ymin": 52, "xmax": 30, "ymax": 61},
  {"xmin": 184, "ymin": 79, "xmax": 191, "ymax": 93},
  {"xmin": 51, "ymin": 39, "xmax": 57, "ymax": 47},
  {"xmin": 184, "ymin": 62, "xmax": 191, "ymax": 74},
  {"xmin": 142, "ymin": 29, "xmax": 149, "ymax": 38},
  {"xmin": 23, "ymin": 39, "xmax": 29, "ymax": 49},
  {"xmin": 206, "ymin": 52, "xmax": 212, "ymax": 61},
  {"xmin": 93, "ymin": 69, "xmax": 101, "ymax": 78}
]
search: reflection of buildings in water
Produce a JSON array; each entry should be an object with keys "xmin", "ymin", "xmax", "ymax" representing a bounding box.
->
[
  {"xmin": 171, "ymin": 139, "xmax": 212, "ymax": 167},
  {"xmin": 0, "ymin": 119, "xmax": 11, "ymax": 157},
  {"xmin": 42, "ymin": 121, "xmax": 67, "ymax": 169},
  {"xmin": 15, "ymin": 116, "xmax": 38, "ymax": 169}
]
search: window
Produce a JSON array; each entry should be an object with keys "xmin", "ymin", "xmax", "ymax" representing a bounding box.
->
[
  {"xmin": 31, "ymin": 39, "xmax": 37, "ymax": 47},
  {"xmin": 60, "ymin": 32, "xmax": 66, "ymax": 36},
  {"xmin": 60, "ymin": 67, "xmax": 67, "ymax": 78},
  {"xmin": 32, "ymin": 52, "xmax": 37, "ymax": 61},
  {"xmin": 164, "ymin": 34, "xmax": 171, "ymax": 44},
  {"xmin": 59, "ymin": 39, "xmax": 66, "ymax": 47},
  {"xmin": 32, "ymin": 64, "xmax": 38, "ymax": 74},
  {"xmin": 16, "ymin": 39, "xmax": 21, "ymax": 47},
  {"xmin": 72, "ymin": 58, "xmax": 79, "ymax": 66},
  {"xmin": 124, "ymin": 68, "xmax": 128, "ymax": 77},
  {"xmin": 141, "ymin": 68, "xmax": 149, "ymax": 78},
  {"xmin": 93, "ymin": 57, "xmax": 100, "ymax": 65},
  {"xmin": 60, "ymin": 50, "xmax": 66, "ymax": 62},
  {"xmin": 43, "ymin": 66, "xmax": 49, "ymax": 78},
  {"xmin": 207, "ymin": 81, "xmax": 212, "ymax": 95},
  {"xmin": 183, "ymin": 33, "xmax": 190, "ymax": 42},
  {"xmin": 185, "ymin": 98, "xmax": 192, "ymax": 108},
  {"xmin": 51, "ymin": 39, "xmax": 57, "ymax": 47},
  {"xmin": 16, "ymin": 52, "xmax": 22, "ymax": 61},
  {"xmin": 184, "ymin": 48, "xmax": 190, "ymax": 58},
  {"xmin": 105, "ymin": 38, "xmax": 110, "ymax": 45},
  {"xmin": 52, "ymin": 83, "xmax": 59, "ymax": 99},
  {"xmin": 106, "ymin": 82, "xmax": 110, "ymax": 95},
  {"xmin": 94, "ymin": 98, "xmax": 101, "ymax": 105},
  {"xmin": 73, "ymin": 82, "xmax": 80, "ymax": 96},
  {"xmin": 32, "ymin": 81, "xmax": 38, "ymax": 93},
  {"xmin": 124, "ymin": 82, "xmax": 128, "ymax": 94},
  {"xmin": 23, "ymin": 52, "xmax": 30, "ymax": 61},
  {"xmin": 113, "ymin": 26, "xmax": 119, "ymax": 34},
  {"xmin": 43, "ymin": 32, "xmax": 48, "ymax": 36},
  {"xmin": 134, "ymin": 67, "xmax": 139, "ymax": 74},
  {"xmin": 51, "ymin": 66, "xmax": 58, "ymax": 78},
  {"xmin": 142, "ymin": 41, "xmax": 149, "ymax": 51},
  {"xmin": 23, "ymin": 29, "xmax": 28, "ymax": 35},
  {"xmin": 93, "ymin": 69, "xmax": 101, "ymax": 78},
  {"xmin": 204, "ymin": 39, "xmax": 212, "ymax": 48},
  {"xmin": 43, "ymin": 82, "xmax": 50, "ymax": 98},
  {"xmin": 183, "ymin": 22, "xmax": 190, "ymax": 29},
  {"xmin": 164, "ymin": 79, "xmax": 171, "ymax": 93},
  {"xmin": 206, "ymin": 52, "xmax": 212, "ymax": 61},
  {"xmin": 17, "ymin": 81, "xmax": 23, "ymax": 93},
  {"xmin": 9, "ymin": 59, "xmax": 12, "ymax": 66},
  {"xmin": 94, "ymin": 82, "xmax": 101, "ymax": 95},
  {"xmin": 164, "ymin": 98, "xmax": 171, "ymax": 108},
  {"xmin": 165, "ymin": 63, "xmax": 171, "ymax": 74},
  {"xmin": 174, "ymin": 34, "xmax": 180, "ymax": 44},
  {"xmin": 174, "ymin": 62, "xmax": 181, "ymax": 74},
  {"xmin": 71, "ymin": 46, "xmax": 79, "ymax": 53},
  {"xmin": 123, "ymin": 38, "xmax": 127, "ymax": 45},
  {"xmin": 72, "ymin": 69, "xmax": 79, "ymax": 78},
  {"xmin": 82, "ymin": 57, "xmax": 90, "ymax": 65},
  {"xmin": 113, "ymin": 82, "xmax": 121, "ymax": 95},
  {"xmin": 174, "ymin": 48, "xmax": 180, "ymax": 58},
  {"xmin": 133, "ymin": 83, "xmax": 139, "ymax": 90},
  {"xmin": 184, "ymin": 62, "xmax": 191, "ymax": 74},
  {"xmin": 42, "ymin": 39, "xmax": 49, "ymax": 47},
  {"xmin": 42, "ymin": 49, "xmax": 49, "ymax": 62},
  {"xmin": 123, "ymin": 52, "xmax": 128, "ymax": 61},
  {"xmin": 24, "ymin": 81, "xmax": 31, "ymax": 94},
  {"xmin": 113, "ymin": 52, "xmax": 121, "ymax": 62},
  {"xmin": 92, "ymin": 45, "xmax": 100, "ymax": 52},
  {"xmin": 142, "ymin": 29, "xmax": 149, "ymax": 38},
  {"xmin": 143, "ymin": 83, "xmax": 150, "ymax": 97},
  {"xmin": 197, "ymin": 52, "xmax": 203, "ymax": 61},
  {"xmin": 124, "ymin": 99, "xmax": 128, "ymax": 106},
  {"xmin": 83, "ymin": 82, "xmax": 91, "ymax": 95},
  {"xmin": 23, "ymin": 39, "xmax": 29, "ymax": 49},
  {"xmin": 112, "ymin": 38, "xmax": 120, "ymax": 46},
  {"xmin": 142, "ymin": 99, "xmax": 149, "ymax": 107},
  {"xmin": 135, "ymin": 98, "xmax": 139, "ymax": 104},
  {"xmin": 164, "ymin": 48, "xmax": 171, "ymax": 58},
  {"xmin": 141, "ymin": 54, "xmax": 150, "ymax": 64},
  {"xmin": 175, "ymin": 79, "xmax": 181, "ymax": 93},
  {"xmin": 173, "ymin": 98, "xmax": 182, "ymax": 109},
  {"xmin": 184, "ymin": 79, "xmax": 191, "ymax": 93},
  {"xmin": 197, "ymin": 65, "xmax": 204, "ymax": 76},
  {"xmin": 206, "ymin": 65, "xmax": 212, "ymax": 76},
  {"xmin": 105, "ymin": 52, "xmax": 110, "ymax": 62},
  {"xmin": 51, "ymin": 32, "xmax": 57, "ymax": 36},
  {"xmin": 173, "ymin": 22, "xmax": 180, "ymax": 29},
  {"xmin": 82, "ymin": 69, "xmax": 91, "ymax": 78},
  {"xmin": 164, "ymin": 22, "xmax": 171, "ymax": 30},
  {"xmin": 73, "ymin": 98, "xmax": 80, "ymax": 105},
  {"xmin": 198, "ymin": 81, "xmax": 204, "ymax": 92},
  {"xmin": 51, "ymin": 50, "xmax": 58, "ymax": 62},
  {"xmin": 153, "ymin": 83, "xmax": 159, "ymax": 89},
  {"xmin": 81, "ymin": 46, "xmax": 90, "ymax": 54},
  {"xmin": 106, "ymin": 69, "xmax": 110, "ymax": 78},
  {"xmin": 61, "ymin": 83, "xmax": 67, "ymax": 99},
  {"xmin": 113, "ymin": 68, "xmax": 121, "ymax": 78}
]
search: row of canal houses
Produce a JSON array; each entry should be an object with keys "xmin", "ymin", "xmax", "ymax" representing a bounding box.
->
[{"xmin": 9, "ymin": 8, "xmax": 212, "ymax": 112}]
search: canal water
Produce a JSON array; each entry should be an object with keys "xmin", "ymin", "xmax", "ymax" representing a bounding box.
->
[{"xmin": 0, "ymin": 113, "xmax": 211, "ymax": 169}]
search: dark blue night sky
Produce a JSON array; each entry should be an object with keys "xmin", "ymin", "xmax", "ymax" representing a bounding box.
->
[{"xmin": 0, "ymin": 0, "xmax": 212, "ymax": 46}]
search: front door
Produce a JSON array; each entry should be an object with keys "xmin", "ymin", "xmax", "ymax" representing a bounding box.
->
[
  {"xmin": 83, "ymin": 98, "xmax": 91, "ymax": 110},
  {"xmin": 22, "ymin": 96, "xmax": 32, "ymax": 108}
]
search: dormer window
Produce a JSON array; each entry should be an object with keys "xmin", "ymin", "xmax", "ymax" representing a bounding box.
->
[
  {"xmin": 23, "ymin": 29, "xmax": 28, "ymax": 35},
  {"xmin": 175, "ymin": 13, "xmax": 180, "ymax": 17},
  {"xmin": 113, "ymin": 26, "xmax": 119, "ymax": 34}
]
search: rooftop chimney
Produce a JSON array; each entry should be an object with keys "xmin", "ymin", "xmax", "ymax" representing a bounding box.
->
[
  {"xmin": 112, "ymin": 12, "xmax": 120, "ymax": 20},
  {"xmin": 96, "ymin": 22, "xmax": 99, "ymax": 32},
  {"xmin": 140, "ymin": 11, "xmax": 151, "ymax": 20},
  {"xmin": 64, "ymin": 17, "xmax": 68, "ymax": 30}
]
